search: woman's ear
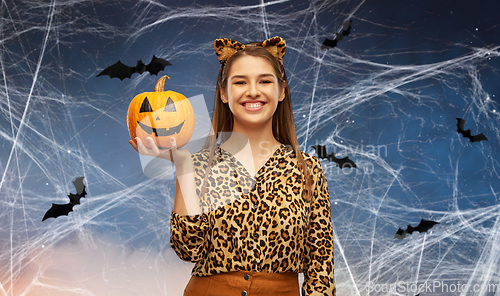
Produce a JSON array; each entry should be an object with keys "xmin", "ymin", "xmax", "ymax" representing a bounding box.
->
[
  {"xmin": 278, "ymin": 86, "xmax": 285, "ymax": 102},
  {"xmin": 220, "ymin": 90, "xmax": 227, "ymax": 103}
]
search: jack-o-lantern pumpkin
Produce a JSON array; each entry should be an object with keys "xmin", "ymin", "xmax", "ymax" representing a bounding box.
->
[{"xmin": 127, "ymin": 75, "xmax": 195, "ymax": 149}]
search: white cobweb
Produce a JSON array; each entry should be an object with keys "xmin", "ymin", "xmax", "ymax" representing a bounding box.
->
[{"xmin": 0, "ymin": 0, "xmax": 499, "ymax": 295}]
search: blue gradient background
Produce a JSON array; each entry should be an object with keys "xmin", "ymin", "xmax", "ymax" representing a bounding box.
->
[{"xmin": 0, "ymin": 0, "xmax": 499, "ymax": 295}]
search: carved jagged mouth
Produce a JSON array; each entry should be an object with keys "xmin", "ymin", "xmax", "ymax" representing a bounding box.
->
[{"xmin": 137, "ymin": 120, "xmax": 185, "ymax": 137}]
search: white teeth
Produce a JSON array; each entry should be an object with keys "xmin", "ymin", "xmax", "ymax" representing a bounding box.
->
[{"xmin": 245, "ymin": 103, "xmax": 263, "ymax": 108}]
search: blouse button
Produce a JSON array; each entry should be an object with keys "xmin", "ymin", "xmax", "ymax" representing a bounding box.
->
[
  {"xmin": 253, "ymin": 204, "xmax": 258, "ymax": 210},
  {"xmin": 253, "ymin": 232, "xmax": 259, "ymax": 238},
  {"xmin": 241, "ymin": 291, "xmax": 247, "ymax": 296},
  {"xmin": 253, "ymin": 259, "xmax": 258, "ymax": 265},
  {"xmin": 244, "ymin": 274, "xmax": 250, "ymax": 280}
]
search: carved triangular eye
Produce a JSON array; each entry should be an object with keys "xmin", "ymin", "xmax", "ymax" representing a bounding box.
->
[
  {"xmin": 139, "ymin": 97, "xmax": 153, "ymax": 113},
  {"xmin": 164, "ymin": 97, "xmax": 177, "ymax": 112}
]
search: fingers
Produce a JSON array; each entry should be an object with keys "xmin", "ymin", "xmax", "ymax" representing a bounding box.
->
[
  {"xmin": 135, "ymin": 137, "xmax": 143, "ymax": 152},
  {"xmin": 129, "ymin": 140, "xmax": 138, "ymax": 152},
  {"xmin": 170, "ymin": 137, "xmax": 177, "ymax": 150},
  {"xmin": 169, "ymin": 137, "xmax": 176, "ymax": 162},
  {"xmin": 135, "ymin": 137, "xmax": 149, "ymax": 155},
  {"xmin": 130, "ymin": 137, "xmax": 178, "ymax": 162},
  {"xmin": 146, "ymin": 137, "xmax": 160, "ymax": 156}
]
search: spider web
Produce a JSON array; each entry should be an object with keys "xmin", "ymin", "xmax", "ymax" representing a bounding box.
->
[{"xmin": 0, "ymin": 0, "xmax": 499, "ymax": 295}]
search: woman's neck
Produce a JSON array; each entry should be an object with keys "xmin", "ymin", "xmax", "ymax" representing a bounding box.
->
[
  {"xmin": 218, "ymin": 115, "xmax": 282, "ymax": 164},
  {"xmin": 231, "ymin": 118, "xmax": 280, "ymax": 146},
  {"xmin": 220, "ymin": 129, "xmax": 281, "ymax": 159}
]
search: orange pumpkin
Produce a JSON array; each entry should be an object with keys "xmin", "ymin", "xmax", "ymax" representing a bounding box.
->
[{"xmin": 127, "ymin": 75, "xmax": 195, "ymax": 149}]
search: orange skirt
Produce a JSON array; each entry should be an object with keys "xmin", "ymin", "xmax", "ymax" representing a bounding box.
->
[{"xmin": 183, "ymin": 271, "xmax": 300, "ymax": 296}]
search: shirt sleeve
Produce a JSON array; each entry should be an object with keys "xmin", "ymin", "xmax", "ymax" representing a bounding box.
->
[
  {"xmin": 170, "ymin": 210, "xmax": 210, "ymax": 262},
  {"xmin": 302, "ymin": 159, "xmax": 336, "ymax": 296}
]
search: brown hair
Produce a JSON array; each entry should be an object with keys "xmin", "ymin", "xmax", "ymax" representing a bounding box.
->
[{"xmin": 200, "ymin": 45, "xmax": 312, "ymax": 202}]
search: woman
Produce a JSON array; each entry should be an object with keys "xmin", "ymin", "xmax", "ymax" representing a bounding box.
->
[{"xmin": 130, "ymin": 36, "xmax": 335, "ymax": 296}]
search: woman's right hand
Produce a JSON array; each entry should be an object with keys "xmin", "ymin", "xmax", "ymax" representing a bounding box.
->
[{"xmin": 129, "ymin": 137, "xmax": 192, "ymax": 169}]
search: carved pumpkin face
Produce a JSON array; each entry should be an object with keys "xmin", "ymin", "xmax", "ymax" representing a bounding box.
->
[{"xmin": 127, "ymin": 76, "xmax": 195, "ymax": 149}]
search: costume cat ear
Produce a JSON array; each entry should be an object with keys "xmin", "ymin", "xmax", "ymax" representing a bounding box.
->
[
  {"xmin": 255, "ymin": 36, "xmax": 286, "ymax": 65},
  {"xmin": 214, "ymin": 36, "xmax": 286, "ymax": 65},
  {"xmin": 214, "ymin": 38, "xmax": 245, "ymax": 65}
]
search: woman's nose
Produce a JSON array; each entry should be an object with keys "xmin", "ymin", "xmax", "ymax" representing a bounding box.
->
[{"xmin": 246, "ymin": 82, "xmax": 261, "ymax": 97}]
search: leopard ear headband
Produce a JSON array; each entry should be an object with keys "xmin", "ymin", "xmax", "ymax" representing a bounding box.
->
[{"xmin": 214, "ymin": 36, "xmax": 286, "ymax": 66}]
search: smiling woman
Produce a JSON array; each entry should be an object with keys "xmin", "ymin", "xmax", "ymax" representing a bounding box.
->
[
  {"xmin": 166, "ymin": 37, "xmax": 336, "ymax": 296},
  {"xmin": 2, "ymin": 1, "xmax": 499, "ymax": 295},
  {"xmin": 129, "ymin": 36, "xmax": 335, "ymax": 296}
]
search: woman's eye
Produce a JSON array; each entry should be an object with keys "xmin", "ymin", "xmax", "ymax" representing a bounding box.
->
[
  {"xmin": 260, "ymin": 80, "xmax": 272, "ymax": 84},
  {"xmin": 234, "ymin": 81, "xmax": 245, "ymax": 85}
]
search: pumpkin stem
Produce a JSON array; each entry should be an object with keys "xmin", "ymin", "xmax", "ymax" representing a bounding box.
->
[{"xmin": 154, "ymin": 75, "xmax": 171, "ymax": 92}]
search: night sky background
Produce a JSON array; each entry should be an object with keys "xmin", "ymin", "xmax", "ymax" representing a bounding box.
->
[{"xmin": 1, "ymin": 0, "xmax": 499, "ymax": 295}]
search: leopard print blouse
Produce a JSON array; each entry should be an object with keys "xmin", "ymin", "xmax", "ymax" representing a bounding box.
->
[{"xmin": 170, "ymin": 143, "xmax": 335, "ymax": 296}]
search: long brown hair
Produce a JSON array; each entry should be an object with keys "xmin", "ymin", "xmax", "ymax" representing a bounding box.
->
[{"xmin": 200, "ymin": 45, "xmax": 312, "ymax": 202}]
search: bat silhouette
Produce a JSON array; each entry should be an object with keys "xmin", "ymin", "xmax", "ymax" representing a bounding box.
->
[
  {"xmin": 96, "ymin": 55, "xmax": 172, "ymax": 80},
  {"xmin": 394, "ymin": 219, "xmax": 439, "ymax": 239},
  {"xmin": 456, "ymin": 118, "xmax": 487, "ymax": 143},
  {"xmin": 311, "ymin": 145, "xmax": 358, "ymax": 169},
  {"xmin": 322, "ymin": 19, "xmax": 352, "ymax": 49},
  {"xmin": 42, "ymin": 177, "xmax": 87, "ymax": 221}
]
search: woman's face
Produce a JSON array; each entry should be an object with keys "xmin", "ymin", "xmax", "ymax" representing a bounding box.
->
[{"xmin": 221, "ymin": 55, "xmax": 285, "ymax": 131}]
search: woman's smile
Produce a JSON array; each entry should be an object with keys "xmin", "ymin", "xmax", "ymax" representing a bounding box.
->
[{"xmin": 241, "ymin": 101, "xmax": 266, "ymax": 111}]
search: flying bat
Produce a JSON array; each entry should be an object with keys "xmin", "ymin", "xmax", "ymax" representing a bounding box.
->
[
  {"xmin": 456, "ymin": 118, "xmax": 487, "ymax": 143},
  {"xmin": 322, "ymin": 19, "xmax": 352, "ymax": 49},
  {"xmin": 96, "ymin": 55, "xmax": 172, "ymax": 80},
  {"xmin": 42, "ymin": 177, "xmax": 87, "ymax": 221},
  {"xmin": 395, "ymin": 219, "xmax": 439, "ymax": 239},
  {"xmin": 311, "ymin": 145, "xmax": 358, "ymax": 169}
]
